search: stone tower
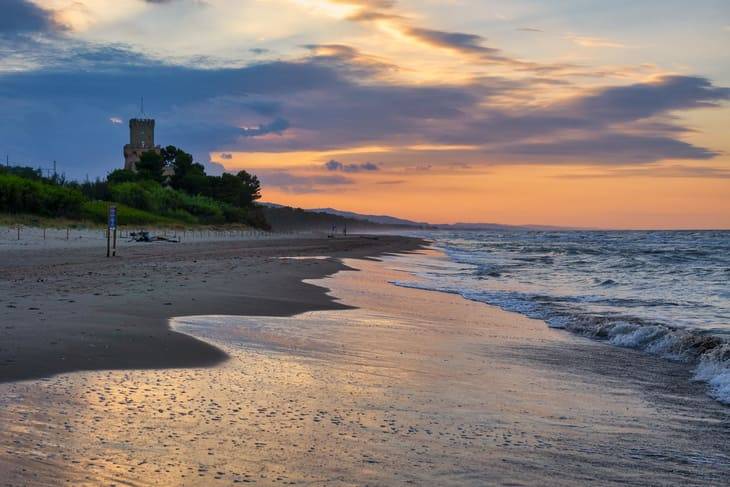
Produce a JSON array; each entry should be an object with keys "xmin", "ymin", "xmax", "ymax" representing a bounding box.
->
[{"xmin": 123, "ymin": 118, "xmax": 161, "ymax": 171}]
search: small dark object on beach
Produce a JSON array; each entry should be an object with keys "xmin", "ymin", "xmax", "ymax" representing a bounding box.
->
[{"xmin": 129, "ymin": 231, "xmax": 180, "ymax": 243}]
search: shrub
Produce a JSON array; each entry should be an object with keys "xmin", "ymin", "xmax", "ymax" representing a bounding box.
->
[
  {"xmin": 80, "ymin": 201, "xmax": 178, "ymax": 225},
  {"xmin": 110, "ymin": 181, "xmax": 161, "ymax": 212},
  {"xmin": 0, "ymin": 173, "xmax": 84, "ymax": 217}
]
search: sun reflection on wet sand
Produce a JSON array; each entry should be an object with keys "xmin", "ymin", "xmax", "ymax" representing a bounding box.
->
[{"xmin": 0, "ymin": 256, "xmax": 728, "ymax": 485}]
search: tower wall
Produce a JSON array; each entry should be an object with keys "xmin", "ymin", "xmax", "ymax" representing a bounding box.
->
[
  {"xmin": 123, "ymin": 118, "xmax": 160, "ymax": 172},
  {"xmin": 129, "ymin": 118, "xmax": 155, "ymax": 149}
]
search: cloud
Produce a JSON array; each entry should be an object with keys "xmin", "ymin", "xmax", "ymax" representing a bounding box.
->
[
  {"xmin": 501, "ymin": 134, "xmax": 719, "ymax": 164},
  {"xmin": 303, "ymin": 43, "xmax": 398, "ymax": 76},
  {"xmin": 324, "ymin": 160, "xmax": 379, "ymax": 172},
  {"xmin": 0, "ymin": 0, "xmax": 64, "ymax": 37},
  {"xmin": 557, "ymin": 76, "xmax": 730, "ymax": 123},
  {"xmin": 344, "ymin": 3, "xmax": 575, "ymax": 73},
  {"xmin": 557, "ymin": 165, "xmax": 730, "ymax": 179},
  {"xmin": 219, "ymin": 153, "xmax": 233, "ymax": 159},
  {"xmin": 0, "ymin": 6, "xmax": 728, "ymax": 179},
  {"xmin": 259, "ymin": 171, "xmax": 354, "ymax": 193},
  {"xmin": 405, "ymin": 27, "xmax": 500, "ymax": 57},
  {"xmin": 241, "ymin": 117, "xmax": 290, "ymax": 137},
  {"xmin": 427, "ymin": 75, "xmax": 730, "ymax": 163},
  {"xmin": 332, "ymin": 0, "xmax": 396, "ymax": 9},
  {"xmin": 567, "ymin": 35, "xmax": 626, "ymax": 48}
]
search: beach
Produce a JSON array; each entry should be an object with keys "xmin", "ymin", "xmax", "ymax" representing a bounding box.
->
[
  {"xmin": 0, "ymin": 233, "xmax": 420, "ymax": 383},
  {"xmin": 1, "ymin": 236, "xmax": 729, "ymax": 485}
]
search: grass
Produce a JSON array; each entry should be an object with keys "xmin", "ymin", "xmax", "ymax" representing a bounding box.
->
[
  {"xmin": 80, "ymin": 201, "xmax": 183, "ymax": 226},
  {"xmin": 0, "ymin": 209, "xmax": 258, "ymax": 231},
  {"xmin": 0, "ymin": 170, "xmax": 269, "ymax": 230}
]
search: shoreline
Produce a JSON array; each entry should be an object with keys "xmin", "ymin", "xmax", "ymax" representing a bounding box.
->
[
  {"xmin": 1, "ymin": 241, "xmax": 728, "ymax": 485},
  {"xmin": 0, "ymin": 234, "xmax": 425, "ymax": 383}
]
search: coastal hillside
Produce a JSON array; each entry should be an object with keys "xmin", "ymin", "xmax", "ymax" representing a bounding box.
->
[
  {"xmin": 308, "ymin": 207, "xmax": 430, "ymax": 227},
  {"xmin": 261, "ymin": 205, "xmax": 420, "ymax": 233},
  {"xmin": 0, "ymin": 147, "xmax": 268, "ymax": 229}
]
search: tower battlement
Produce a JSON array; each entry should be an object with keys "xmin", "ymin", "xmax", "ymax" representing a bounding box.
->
[
  {"xmin": 124, "ymin": 118, "xmax": 161, "ymax": 171},
  {"xmin": 129, "ymin": 118, "xmax": 155, "ymax": 150}
]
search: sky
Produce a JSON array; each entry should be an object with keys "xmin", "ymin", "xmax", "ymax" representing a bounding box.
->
[{"xmin": 1, "ymin": 0, "xmax": 729, "ymax": 228}]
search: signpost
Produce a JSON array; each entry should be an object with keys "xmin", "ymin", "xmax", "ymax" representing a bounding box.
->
[{"xmin": 107, "ymin": 205, "xmax": 117, "ymax": 257}]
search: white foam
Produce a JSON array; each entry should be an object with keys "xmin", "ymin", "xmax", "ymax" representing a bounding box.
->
[
  {"xmin": 391, "ymin": 276, "xmax": 730, "ymax": 407},
  {"xmin": 694, "ymin": 360, "xmax": 730, "ymax": 405}
]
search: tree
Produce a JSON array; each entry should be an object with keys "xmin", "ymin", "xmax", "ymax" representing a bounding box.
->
[
  {"xmin": 205, "ymin": 171, "xmax": 261, "ymax": 207},
  {"xmin": 135, "ymin": 151, "xmax": 165, "ymax": 183},
  {"xmin": 160, "ymin": 145, "xmax": 179, "ymax": 167},
  {"xmin": 107, "ymin": 169, "xmax": 138, "ymax": 184},
  {"xmin": 162, "ymin": 145, "xmax": 207, "ymax": 193},
  {"xmin": 236, "ymin": 170, "xmax": 261, "ymax": 205}
]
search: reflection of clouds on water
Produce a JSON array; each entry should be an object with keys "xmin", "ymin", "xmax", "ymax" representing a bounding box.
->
[{"xmin": 1, "ymin": 257, "xmax": 728, "ymax": 485}]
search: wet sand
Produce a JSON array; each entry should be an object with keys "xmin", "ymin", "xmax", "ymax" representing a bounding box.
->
[
  {"xmin": 0, "ymin": 235, "xmax": 422, "ymax": 382},
  {"xmin": 1, "ymin": 245, "xmax": 729, "ymax": 485}
]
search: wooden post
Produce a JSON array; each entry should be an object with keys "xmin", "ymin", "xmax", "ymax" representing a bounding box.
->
[
  {"xmin": 43, "ymin": 227, "xmax": 46, "ymax": 240},
  {"xmin": 17, "ymin": 225, "xmax": 20, "ymax": 240},
  {"xmin": 66, "ymin": 227, "xmax": 69, "ymax": 240},
  {"xmin": 107, "ymin": 205, "xmax": 117, "ymax": 257}
]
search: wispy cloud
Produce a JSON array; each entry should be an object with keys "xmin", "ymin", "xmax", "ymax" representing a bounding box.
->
[
  {"xmin": 0, "ymin": 0, "xmax": 728, "ymax": 179},
  {"xmin": 324, "ymin": 160, "xmax": 379, "ymax": 172},
  {"xmin": 241, "ymin": 117, "xmax": 290, "ymax": 137},
  {"xmin": 557, "ymin": 165, "xmax": 730, "ymax": 179},
  {"xmin": 259, "ymin": 171, "xmax": 354, "ymax": 193},
  {"xmin": 0, "ymin": 0, "xmax": 65, "ymax": 36},
  {"xmin": 567, "ymin": 35, "xmax": 627, "ymax": 48}
]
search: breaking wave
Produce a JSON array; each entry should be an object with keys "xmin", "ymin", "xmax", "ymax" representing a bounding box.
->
[
  {"xmin": 394, "ymin": 280, "xmax": 730, "ymax": 404},
  {"xmin": 392, "ymin": 229, "xmax": 730, "ymax": 405}
]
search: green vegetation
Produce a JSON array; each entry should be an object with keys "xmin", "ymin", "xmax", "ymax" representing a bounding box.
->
[
  {"xmin": 0, "ymin": 172, "xmax": 84, "ymax": 218},
  {"xmin": 80, "ymin": 201, "xmax": 181, "ymax": 226},
  {"xmin": 0, "ymin": 146, "xmax": 269, "ymax": 229}
]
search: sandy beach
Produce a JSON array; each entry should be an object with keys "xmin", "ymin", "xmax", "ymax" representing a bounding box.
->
[
  {"xmin": 1, "ymin": 236, "xmax": 729, "ymax": 486},
  {"xmin": 0, "ymin": 234, "xmax": 421, "ymax": 382}
]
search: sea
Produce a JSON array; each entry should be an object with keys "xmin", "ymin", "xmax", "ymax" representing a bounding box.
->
[{"xmin": 393, "ymin": 230, "xmax": 730, "ymax": 405}]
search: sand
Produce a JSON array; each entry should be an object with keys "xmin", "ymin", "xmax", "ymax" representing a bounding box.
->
[
  {"xmin": 1, "ymin": 238, "xmax": 729, "ymax": 486},
  {"xmin": 0, "ymin": 234, "xmax": 422, "ymax": 382}
]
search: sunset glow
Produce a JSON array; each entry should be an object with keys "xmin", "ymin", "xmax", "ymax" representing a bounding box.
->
[{"xmin": 2, "ymin": 0, "xmax": 729, "ymax": 228}]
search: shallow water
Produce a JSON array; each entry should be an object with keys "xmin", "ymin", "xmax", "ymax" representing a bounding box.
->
[
  {"xmin": 1, "ymin": 255, "xmax": 728, "ymax": 485},
  {"xmin": 394, "ymin": 230, "xmax": 730, "ymax": 404}
]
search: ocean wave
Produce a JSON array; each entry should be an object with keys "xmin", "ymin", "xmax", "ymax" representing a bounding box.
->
[
  {"xmin": 474, "ymin": 263, "xmax": 504, "ymax": 278},
  {"xmin": 392, "ymin": 279, "xmax": 730, "ymax": 405},
  {"xmin": 694, "ymin": 346, "xmax": 730, "ymax": 404}
]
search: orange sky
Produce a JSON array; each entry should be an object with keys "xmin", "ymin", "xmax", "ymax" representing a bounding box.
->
[
  {"xmin": 244, "ymin": 160, "xmax": 730, "ymax": 229},
  {"xmin": 8, "ymin": 1, "xmax": 730, "ymax": 228}
]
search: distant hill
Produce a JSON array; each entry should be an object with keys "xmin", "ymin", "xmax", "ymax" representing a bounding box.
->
[
  {"xmin": 260, "ymin": 204, "xmax": 420, "ymax": 233},
  {"xmin": 309, "ymin": 208, "xmax": 429, "ymax": 227},
  {"xmin": 308, "ymin": 208, "xmax": 574, "ymax": 230},
  {"xmin": 437, "ymin": 222, "xmax": 575, "ymax": 231},
  {"xmin": 261, "ymin": 203, "xmax": 576, "ymax": 232}
]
